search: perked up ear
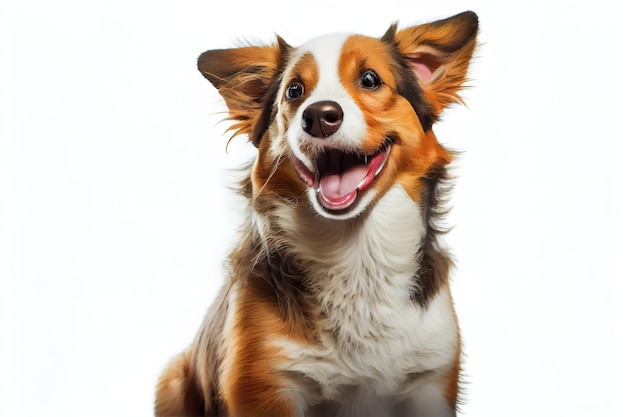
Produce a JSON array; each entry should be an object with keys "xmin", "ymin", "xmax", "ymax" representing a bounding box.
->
[
  {"xmin": 197, "ymin": 37, "xmax": 291, "ymax": 146},
  {"xmin": 387, "ymin": 11, "xmax": 479, "ymax": 115}
]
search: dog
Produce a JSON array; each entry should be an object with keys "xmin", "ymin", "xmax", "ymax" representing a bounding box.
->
[{"xmin": 155, "ymin": 11, "xmax": 479, "ymax": 417}]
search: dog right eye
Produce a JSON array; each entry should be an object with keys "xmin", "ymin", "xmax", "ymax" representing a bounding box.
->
[{"xmin": 286, "ymin": 82, "xmax": 304, "ymax": 100}]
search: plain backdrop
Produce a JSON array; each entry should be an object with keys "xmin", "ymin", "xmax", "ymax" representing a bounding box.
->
[{"xmin": 1, "ymin": 1, "xmax": 625, "ymax": 416}]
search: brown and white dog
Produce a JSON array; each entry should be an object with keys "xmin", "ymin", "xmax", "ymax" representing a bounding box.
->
[{"xmin": 155, "ymin": 11, "xmax": 479, "ymax": 417}]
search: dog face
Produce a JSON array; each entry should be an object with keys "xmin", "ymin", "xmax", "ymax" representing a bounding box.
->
[{"xmin": 198, "ymin": 12, "xmax": 477, "ymax": 220}]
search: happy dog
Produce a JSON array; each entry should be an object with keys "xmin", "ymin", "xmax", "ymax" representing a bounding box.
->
[{"xmin": 155, "ymin": 11, "xmax": 479, "ymax": 417}]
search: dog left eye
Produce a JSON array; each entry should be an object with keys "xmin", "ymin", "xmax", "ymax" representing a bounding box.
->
[{"xmin": 361, "ymin": 69, "xmax": 381, "ymax": 90}]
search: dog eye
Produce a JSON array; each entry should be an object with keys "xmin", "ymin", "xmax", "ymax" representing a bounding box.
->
[
  {"xmin": 360, "ymin": 70, "xmax": 381, "ymax": 90},
  {"xmin": 286, "ymin": 82, "xmax": 304, "ymax": 100}
]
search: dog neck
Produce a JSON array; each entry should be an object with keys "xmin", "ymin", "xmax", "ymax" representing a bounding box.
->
[{"xmin": 236, "ymin": 164, "xmax": 452, "ymax": 311}]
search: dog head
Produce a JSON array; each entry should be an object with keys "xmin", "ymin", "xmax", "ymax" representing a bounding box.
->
[{"xmin": 198, "ymin": 11, "xmax": 478, "ymax": 220}]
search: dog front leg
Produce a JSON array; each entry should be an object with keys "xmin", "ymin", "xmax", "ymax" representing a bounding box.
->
[
  {"xmin": 396, "ymin": 381, "xmax": 457, "ymax": 417},
  {"xmin": 222, "ymin": 377, "xmax": 302, "ymax": 417}
]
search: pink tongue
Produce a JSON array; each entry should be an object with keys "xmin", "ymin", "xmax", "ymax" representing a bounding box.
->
[{"xmin": 318, "ymin": 165, "xmax": 368, "ymax": 209}]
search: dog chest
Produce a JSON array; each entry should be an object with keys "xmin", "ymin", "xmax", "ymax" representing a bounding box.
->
[
  {"xmin": 270, "ymin": 186, "xmax": 459, "ymax": 394},
  {"xmin": 274, "ymin": 284, "xmax": 458, "ymax": 398}
]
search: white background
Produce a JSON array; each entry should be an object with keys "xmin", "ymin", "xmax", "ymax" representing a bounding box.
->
[{"xmin": 1, "ymin": 1, "xmax": 624, "ymax": 416}]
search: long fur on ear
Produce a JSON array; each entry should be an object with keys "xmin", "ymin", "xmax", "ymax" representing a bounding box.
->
[
  {"xmin": 197, "ymin": 37, "xmax": 292, "ymax": 146},
  {"xmin": 388, "ymin": 11, "xmax": 479, "ymax": 115}
]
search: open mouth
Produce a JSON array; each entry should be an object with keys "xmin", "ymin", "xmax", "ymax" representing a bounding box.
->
[{"xmin": 290, "ymin": 142, "xmax": 392, "ymax": 211}]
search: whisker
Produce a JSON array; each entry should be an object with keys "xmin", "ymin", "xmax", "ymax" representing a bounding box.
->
[{"xmin": 256, "ymin": 154, "xmax": 286, "ymax": 197}]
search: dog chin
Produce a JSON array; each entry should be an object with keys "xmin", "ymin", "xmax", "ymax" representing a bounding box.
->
[{"xmin": 308, "ymin": 186, "xmax": 377, "ymax": 220}]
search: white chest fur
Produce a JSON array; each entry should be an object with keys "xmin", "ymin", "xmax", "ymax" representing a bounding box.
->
[{"xmin": 271, "ymin": 185, "xmax": 458, "ymax": 398}]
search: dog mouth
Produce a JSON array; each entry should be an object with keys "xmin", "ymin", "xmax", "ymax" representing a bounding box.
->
[{"xmin": 290, "ymin": 141, "xmax": 392, "ymax": 212}]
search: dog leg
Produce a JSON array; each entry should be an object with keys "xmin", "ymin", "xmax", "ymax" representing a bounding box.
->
[
  {"xmin": 221, "ymin": 373, "xmax": 302, "ymax": 417},
  {"xmin": 155, "ymin": 349, "xmax": 206, "ymax": 417},
  {"xmin": 396, "ymin": 379, "xmax": 458, "ymax": 417}
]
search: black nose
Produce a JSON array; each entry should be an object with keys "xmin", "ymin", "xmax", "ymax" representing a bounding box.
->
[{"xmin": 301, "ymin": 101, "xmax": 343, "ymax": 138}]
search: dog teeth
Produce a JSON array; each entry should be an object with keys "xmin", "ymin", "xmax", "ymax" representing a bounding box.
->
[{"xmin": 364, "ymin": 155, "xmax": 369, "ymax": 164}]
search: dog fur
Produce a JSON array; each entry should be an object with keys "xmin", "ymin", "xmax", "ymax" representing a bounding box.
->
[{"xmin": 155, "ymin": 11, "xmax": 479, "ymax": 417}]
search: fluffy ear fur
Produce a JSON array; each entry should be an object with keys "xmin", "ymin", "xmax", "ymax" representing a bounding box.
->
[
  {"xmin": 386, "ymin": 11, "xmax": 479, "ymax": 115},
  {"xmin": 197, "ymin": 37, "xmax": 291, "ymax": 146}
]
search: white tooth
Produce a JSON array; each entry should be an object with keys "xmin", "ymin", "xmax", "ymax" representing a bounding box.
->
[{"xmin": 364, "ymin": 155, "xmax": 368, "ymax": 164}]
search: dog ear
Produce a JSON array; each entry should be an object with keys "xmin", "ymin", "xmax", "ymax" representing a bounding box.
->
[
  {"xmin": 386, "ymin": 11, "xmax": 479, "ymax": 115},
  {"xmin": 198, "ymin": 37, "xmax": 291, "ymax": 146}
]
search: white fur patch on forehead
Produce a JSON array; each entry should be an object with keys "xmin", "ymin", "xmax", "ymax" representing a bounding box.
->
[
  {"xmin": 298, "ymin": 32, "xmax": 351, "ymax": 69},
  {"xmin": 297, "ymin": 32, "xmax": 351, "ymax": 98}
]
